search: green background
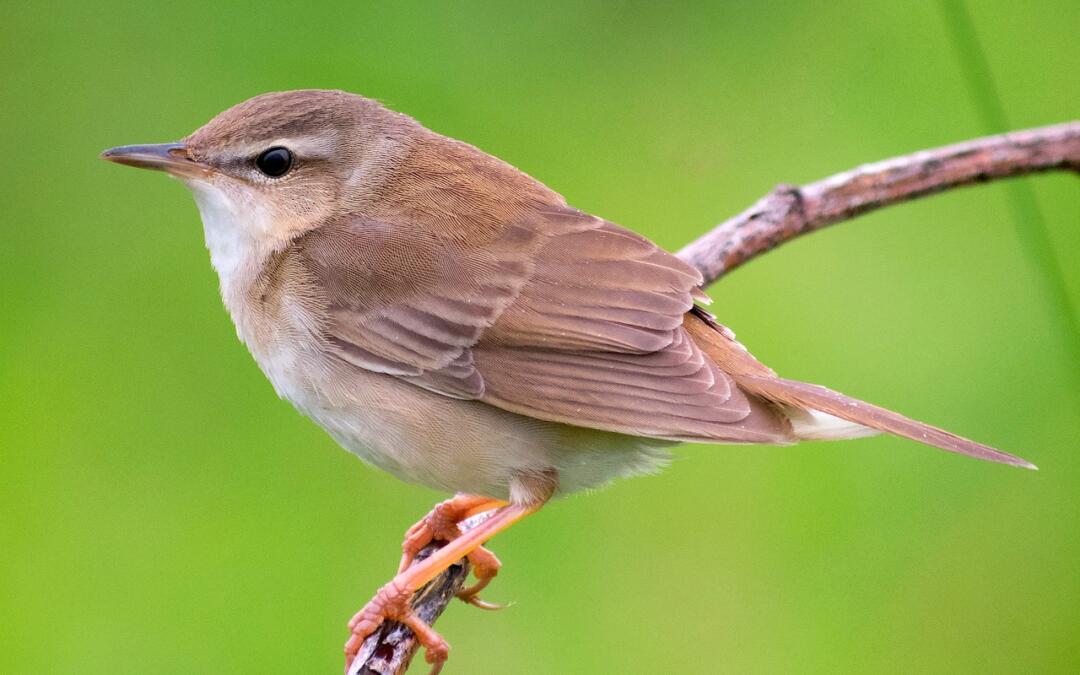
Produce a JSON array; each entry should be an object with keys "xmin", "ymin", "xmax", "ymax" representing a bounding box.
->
[{"xmin": 2, "ymin": 2, "xmax": 1078, "ymax": 673}]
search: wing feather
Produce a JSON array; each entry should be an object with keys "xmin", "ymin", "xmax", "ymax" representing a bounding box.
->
[{"xmin": 293, "ymin": 206, "xmax": 793, "ymax": 444}]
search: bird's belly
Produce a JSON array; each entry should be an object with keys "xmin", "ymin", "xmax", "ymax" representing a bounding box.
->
[
  {"xmin": 257, "ymin": 345, "xmax": 674, "ymax": 499},
  {"xmin": 257, "ymin": 347, "xmax": 548, "ymax": 497}
]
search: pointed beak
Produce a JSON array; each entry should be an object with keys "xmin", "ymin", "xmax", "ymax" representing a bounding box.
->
[{"xmin": 100, "ymin": 143, "xmax": 209, "ymax": 177}]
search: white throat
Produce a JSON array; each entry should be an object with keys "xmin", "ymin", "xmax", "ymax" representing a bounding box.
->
[
  {"xmin": 183, "ymin": 180, "xmax": 282, "ymax": 351},
  {"xmin": 186, "ymin": 180, "xmax": 273, "ymax": 295}
]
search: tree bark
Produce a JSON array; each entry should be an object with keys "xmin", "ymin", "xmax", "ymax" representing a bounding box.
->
[
  {"xmin": 679, "ymin": 120, "xmax": 1080, "ymax": 285},
  {"xmin": 348, "ymin": 119, "xmax": 1080, "ymax": 675}
]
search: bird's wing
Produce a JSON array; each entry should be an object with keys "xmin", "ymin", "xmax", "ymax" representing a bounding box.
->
[
  {"xmin": 294, "ymin": 207, "xmax": 792, "ymax": 442},
  {"xmin": 470, "ymin": 209, "xmax": 789, "ymax": 441},
  {"xmin": 292, "ymin": 215, "xmax": 539, "ymax": 399}
]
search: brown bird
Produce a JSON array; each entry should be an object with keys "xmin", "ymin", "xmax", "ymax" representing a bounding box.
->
[{"xmin": 102, "ymin": 89, "xmax": 1033, "ymax": 673}]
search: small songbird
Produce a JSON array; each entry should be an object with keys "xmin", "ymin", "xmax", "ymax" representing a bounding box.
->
[{"xmin": 103, "ymin": 89, "xmax": 1033, "ymax": 672}]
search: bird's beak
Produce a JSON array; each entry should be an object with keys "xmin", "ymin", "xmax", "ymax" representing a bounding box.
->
[{"xmin": 100, "ymin": 143, "xmax": 209, "ymax": 178}]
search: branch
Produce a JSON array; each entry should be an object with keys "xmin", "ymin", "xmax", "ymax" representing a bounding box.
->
[
  {"xmin": 348, "ymin": 511, "xmax": 493, "ymax": 675},
  {"xmin": 347, "ymin": 120, "xmax": 1080, "ymax": 674},
  {"xmin": 678, "ymin": 120, "xmax": 1080, "ymax": 285}
]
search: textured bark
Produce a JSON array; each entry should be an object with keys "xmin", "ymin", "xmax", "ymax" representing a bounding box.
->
[
  {"xmin": 347, "ymin": 119, "xmax": 1080, "ymax": 674},
  {"xmin": 679, "ymin": 120, "xmax": 1080, "ymax": 285}
]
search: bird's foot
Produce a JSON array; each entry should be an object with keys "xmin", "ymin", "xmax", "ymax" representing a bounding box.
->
[
  {"xmin": 456, "ymin": 545, "xmax": 507, "ymax": 610},
  {"xmin": 398, "ymin": 495, "xmax": 502, "ymax": 571},
  {"xmin": 345, "ymin": 495, "xmax": 548, "ymax": 673},
  {"xmin": 344, "ymin": 579, "xmax": 449, "ymax": 674},
  {"xmin": 399, "ymin": 494, "xmax": 507, "ymax": 608}
]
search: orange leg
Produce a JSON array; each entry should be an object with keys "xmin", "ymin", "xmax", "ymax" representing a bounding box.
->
[
  {"xmin": 397, "ymin": 494, "xmax": 508, "ymax": 608},
  {"xmin": 398, "ymin": 494, "xmax": 506, "ymax": 572},
  {"xmin": 344, "ymin": 499, "xmax": 545, "ymax": 673}
]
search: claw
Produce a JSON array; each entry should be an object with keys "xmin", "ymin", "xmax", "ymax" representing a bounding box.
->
[{"xmin": 460, "ymin": 595, "xmax": 511, "ymax": 611}]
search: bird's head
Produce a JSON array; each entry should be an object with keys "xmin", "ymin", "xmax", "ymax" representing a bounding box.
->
[{"xmin": 102, "ymin": 89, "xmax": 416, "ymax": 250}]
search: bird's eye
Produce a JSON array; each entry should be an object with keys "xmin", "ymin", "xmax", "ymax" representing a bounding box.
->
[{"xmin": 255, "ymin": 147, "xmax": 292, "ymax": 177}]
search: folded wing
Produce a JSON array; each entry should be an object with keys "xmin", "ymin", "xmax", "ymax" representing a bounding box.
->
[{"xmin": 293, "ymin": 206, "xmax": 792, "ymax": 443}]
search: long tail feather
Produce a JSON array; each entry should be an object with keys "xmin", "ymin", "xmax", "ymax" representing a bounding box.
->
[
  {"xmin": 738, "ymin": 374, "xmax": 1036, "ymax": 469},
  {"xmin": 684, "ymin": 307, "xmax": 1035, "ymax": 469}
]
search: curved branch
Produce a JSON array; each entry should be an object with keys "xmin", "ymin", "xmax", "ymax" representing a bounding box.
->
[
  {"xmin": 678, "ymin": 120, "xmax": 1080, "ymax": 285},
  {"xmin": 348, "ymin": 119, "xmax": 1080, "ymax": 674}
]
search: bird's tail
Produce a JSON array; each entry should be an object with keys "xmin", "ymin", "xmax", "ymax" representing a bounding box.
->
[
  {"xmin": 684, "ymin": 307, "xmax": 1036, "ymax": 469},
  {"xmin": 737, "ymin": 373, "xmax": 1036, "ymax": 469}
]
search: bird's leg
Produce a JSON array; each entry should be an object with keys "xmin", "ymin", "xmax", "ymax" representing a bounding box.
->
[
  {"xmin": 398, "ymin": 494, "xmax": 508, "ymax": 608},
  {"xmin": 398, "ymin": 494, "xmax": 505, "ymax": 572},
  {"xmin": 345, "ymin": 491, "xmax": 548, "ymax": 674}
]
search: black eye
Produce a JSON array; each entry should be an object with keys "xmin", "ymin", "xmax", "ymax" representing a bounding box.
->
[{"xmin": 255, "ymin": 147, "xmax": 292, "ymax": 177}]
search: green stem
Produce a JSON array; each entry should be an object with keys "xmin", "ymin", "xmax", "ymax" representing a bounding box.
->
[{"xmin": 938, "ymin": 0, "xmax": 1080, "ymax": 389}]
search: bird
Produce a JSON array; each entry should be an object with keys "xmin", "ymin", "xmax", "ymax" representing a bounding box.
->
[{"xmin": 102, "ymin": 89, "xmax": 1034, "ymax": 673}]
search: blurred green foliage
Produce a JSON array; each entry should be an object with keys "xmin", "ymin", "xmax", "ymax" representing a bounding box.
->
[{"xmin": 2, "ymin": 2, "xmax": 1077, "ymax": 673}]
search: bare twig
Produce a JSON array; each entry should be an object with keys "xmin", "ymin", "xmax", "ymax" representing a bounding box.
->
[
  {"xmin": 678, "ymin": 120, "xmax": 1080, "ymax": 285},
  {"xmin": 348, "ymin": 120, "xmax": 1080, "ymax": 674}
]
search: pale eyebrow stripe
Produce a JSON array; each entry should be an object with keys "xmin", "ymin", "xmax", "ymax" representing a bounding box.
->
[{"xmin": 234, "ymin": 131, "xmax": 340, "ymax": 160}]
